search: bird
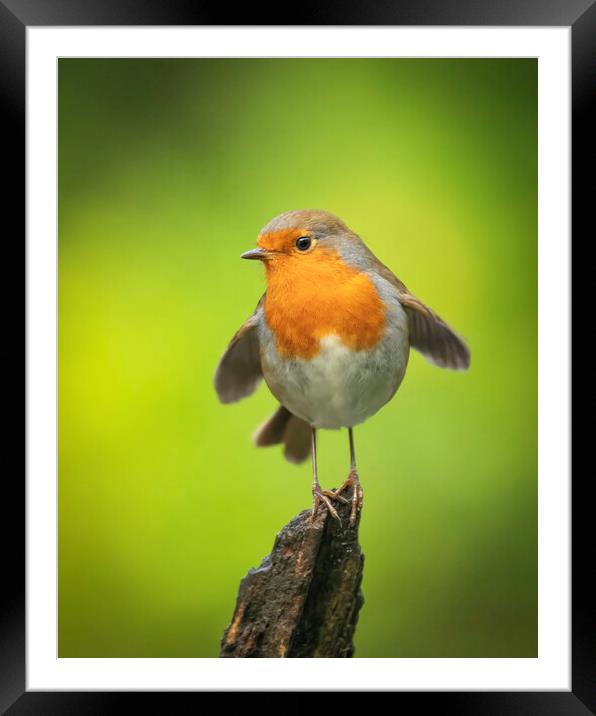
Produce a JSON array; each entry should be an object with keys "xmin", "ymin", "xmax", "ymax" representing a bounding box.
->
[{"xmin": 214, "ymin": 209, "xmax": 470, "ymax": 526}]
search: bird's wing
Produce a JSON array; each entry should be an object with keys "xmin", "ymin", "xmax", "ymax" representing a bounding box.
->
[
  {"xmin": 213, "ymin": 296, "xmax": 264, "ymax": 403},
  {"xmin": 373, "ymin": 261, "xmax": 470, "ymax": 371},
  {"xmin": 398, "ymin": 292, "xmax": 470, "ymax": 370}
]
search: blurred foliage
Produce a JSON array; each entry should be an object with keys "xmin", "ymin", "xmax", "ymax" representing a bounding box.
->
[{"xmin": 58, "ymin": 58, "xmax": 537, "ymax": 657}]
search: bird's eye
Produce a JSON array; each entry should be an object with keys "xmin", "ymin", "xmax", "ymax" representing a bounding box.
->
[{"xmin": 295, "ymin": 236, "xmax": 312, "ymax": 252}]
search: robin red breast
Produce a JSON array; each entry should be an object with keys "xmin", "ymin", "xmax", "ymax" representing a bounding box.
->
[{"xmin": 214, "ymin": 209, "xmax": 470, "ymax": 526}]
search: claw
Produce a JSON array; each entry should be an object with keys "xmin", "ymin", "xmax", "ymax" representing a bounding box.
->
[
  {"xmin": 311, "ymin": 486, "xmax": 343, "ymax": 524},
  {"xmin": 323, "ymin": 489, "xmax": 349, "ymax": 504},
  {"xmin": 333, "ymin": 470, "xmax": 364, "ymax": 527}
]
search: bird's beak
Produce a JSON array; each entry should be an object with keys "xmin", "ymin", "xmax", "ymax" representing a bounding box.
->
[{"xmin": 241, "ymin": 247, "xmax": 271, "ymax": 261}]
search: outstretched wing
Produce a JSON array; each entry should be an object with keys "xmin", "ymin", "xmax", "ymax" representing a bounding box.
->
[
  {"xmin": 399, "ymin": 292, "xmax": 470, "ymax": 370},
  {"xmin": 372, "ymin": 260, "xmax": 470, "ymax": 371},
  {"xmin": 213, "ymin": 297, "xmax": 264, "ymax": 403}
]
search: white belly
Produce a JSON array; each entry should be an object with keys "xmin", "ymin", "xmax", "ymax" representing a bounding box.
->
[{"xmin": 260, "ymin": 300, "xmax": 409, "ymax": 429}]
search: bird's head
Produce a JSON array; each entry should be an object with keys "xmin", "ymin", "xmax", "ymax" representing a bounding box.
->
[{"xmin": 241, "ymin": 209, "xmax": 368, "ymax": 279}]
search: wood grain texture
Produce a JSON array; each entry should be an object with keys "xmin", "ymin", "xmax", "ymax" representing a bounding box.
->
[{"xmin": 220, "ymin": 499, "xmax": 364, "ymax": 658}]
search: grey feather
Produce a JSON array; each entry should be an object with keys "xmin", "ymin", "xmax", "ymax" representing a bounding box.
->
[
  {"xmin": 254, "ymin": 405, "xmax": 312, "ymax": 464},
  {"xmin": 399, "ymin": 293, "xmax": 470, "ymax": 370},
  {"xmin": 213, "ymin": 313, "xmax": 263, "ymax": 403}
]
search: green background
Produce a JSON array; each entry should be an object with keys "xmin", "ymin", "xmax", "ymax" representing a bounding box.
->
[{"xmin": 58, "ymin": 59, "xmax": 537, "ymax": 658}]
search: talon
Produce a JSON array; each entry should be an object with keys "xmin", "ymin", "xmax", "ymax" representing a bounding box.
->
[
  {"xmin": 321, "ymin": 494, "xmax": 341, "ymax": 524},
  {"xmin": 333, "ymin": 470, "xmax": 364, "ymax": 527},
  {"xmin": 312, "ymin": 487, "xmax": 342, "ymax": 524},
  {"xmin": 323, "ymin": 489, "xmax": 349, "ymax": 504}
]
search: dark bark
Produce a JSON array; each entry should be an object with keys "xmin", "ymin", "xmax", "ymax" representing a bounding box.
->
[{"xmin": 220, "ymin": 499, "xmax": 364, "ymax": 658}]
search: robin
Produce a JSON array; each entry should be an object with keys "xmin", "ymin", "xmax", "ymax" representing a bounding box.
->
[{"xmin": 214, "ymin": 209, "xmax": 470, "ymax": 526}]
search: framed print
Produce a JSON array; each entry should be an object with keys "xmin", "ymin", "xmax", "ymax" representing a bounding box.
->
[{"xmin": 4, "ymin": 0, "xmax": 586, "ymax": 711}]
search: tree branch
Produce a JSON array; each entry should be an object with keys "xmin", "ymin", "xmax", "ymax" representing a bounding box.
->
[{"xmin": 220, "ymin": 499, "xmax": 365, "ymax": 658}]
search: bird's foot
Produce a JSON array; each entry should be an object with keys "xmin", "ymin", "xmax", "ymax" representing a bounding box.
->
[
  {"xmin": 311, "ymin": 485, "xmax": 349, "ymax": 524},
  {"xmin": 331, "ymin": 470, "xmax": 364, "ymax": 526}
]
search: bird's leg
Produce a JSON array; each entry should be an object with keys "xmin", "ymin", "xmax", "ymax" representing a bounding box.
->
[
  {"xmin": 310, "ymin": 428, "xmax": 347, "ymax": 523},
  {"xmin": 332, "ymin": 428, "xmax": 364, "ymax": 526}
]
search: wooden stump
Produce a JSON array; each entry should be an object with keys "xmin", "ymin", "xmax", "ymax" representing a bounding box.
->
[{"xmin": 220, "ymin": 499, "xmax": 364, "ymax": 658}]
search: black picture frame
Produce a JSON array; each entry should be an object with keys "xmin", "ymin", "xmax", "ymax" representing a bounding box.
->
[{"xmin": 4, "ymin": 0, "xmax": 584, "ymax": 711}]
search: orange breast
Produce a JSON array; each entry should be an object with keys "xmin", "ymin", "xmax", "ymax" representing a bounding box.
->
[{"xmin": 263, "ymin": 248, "xmax": 386, "ymax": 359}]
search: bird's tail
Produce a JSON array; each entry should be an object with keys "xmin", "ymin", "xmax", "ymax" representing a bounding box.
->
[{"xmin": 253, "ymin": 405, "xmax": 311, "ymax": 464}]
